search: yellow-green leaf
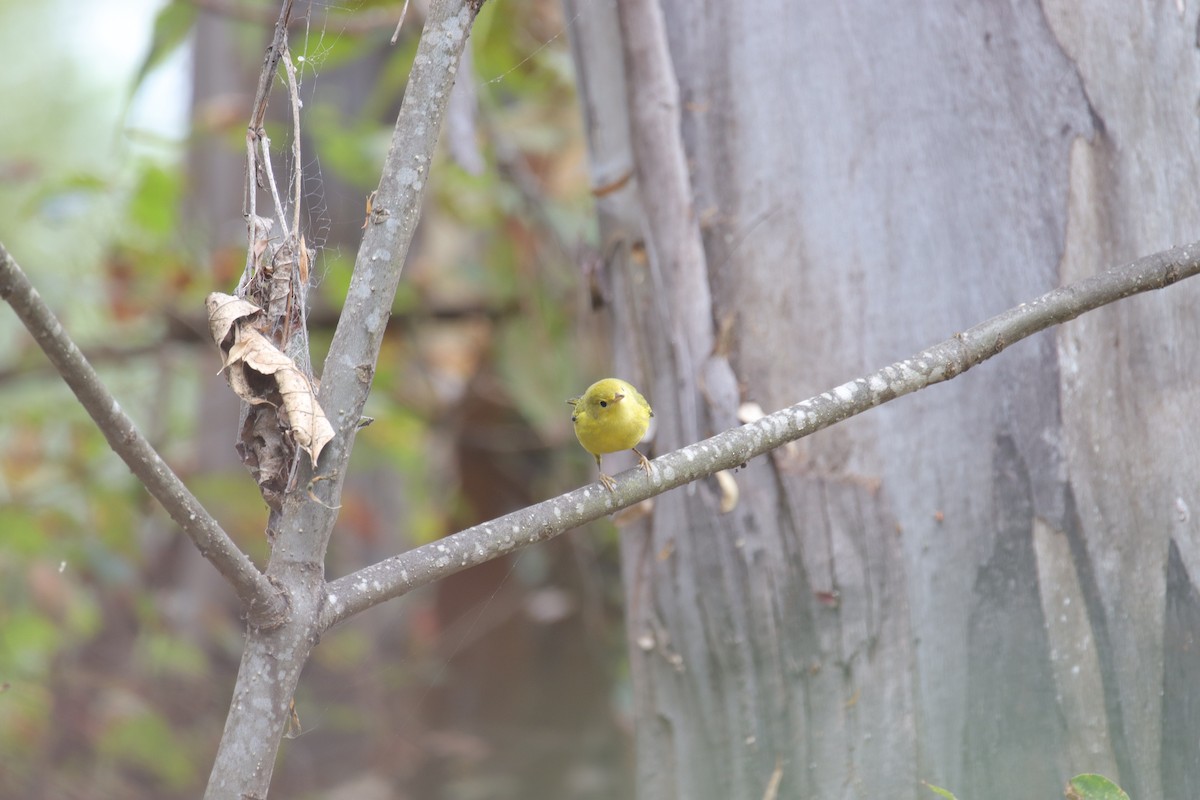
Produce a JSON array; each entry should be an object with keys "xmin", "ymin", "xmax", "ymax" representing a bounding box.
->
[{"xmin": 1066, "ymin": 774, "xmax": 1130, "ymax": 800}]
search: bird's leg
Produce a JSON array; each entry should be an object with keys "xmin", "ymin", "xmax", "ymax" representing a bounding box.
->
[
  {"xmin": 633, "ymin": 447, "xmax": 652, "ymax": 476},
  {"xmin": 595, "ymin": 454, "xmax": 617, "ymax": 492}
]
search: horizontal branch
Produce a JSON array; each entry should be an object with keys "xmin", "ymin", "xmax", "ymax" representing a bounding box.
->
[
  {"xmin": 0, "ymin": 244, "xmax": 287, "ymax": 629},
  {"xmin": 320, "ymin": 239, "xmax": 1200, "ymax": 630},
  {"xmin": 0, "ymin": 341, "xmax": 163, "ymax": 386}
]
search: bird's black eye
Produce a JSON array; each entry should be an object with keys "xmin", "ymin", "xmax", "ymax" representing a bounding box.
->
[{"xmin": 599, "ymin": 400, "xmax": 608, "ymax": 408}]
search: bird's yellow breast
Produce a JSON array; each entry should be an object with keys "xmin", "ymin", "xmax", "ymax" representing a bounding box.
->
[{"xmin": 569, "ymin": 378, "xmax": 652, "ymax": 457}]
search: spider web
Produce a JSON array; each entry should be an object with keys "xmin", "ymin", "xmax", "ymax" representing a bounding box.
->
[{"xmin": 258, "ymin": 0, "xmax": 606, "ymax": 745}]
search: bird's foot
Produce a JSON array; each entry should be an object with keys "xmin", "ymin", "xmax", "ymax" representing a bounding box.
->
[{"xmin": 633, "ymin": 448, "xmax": 652, "ymax": 476}]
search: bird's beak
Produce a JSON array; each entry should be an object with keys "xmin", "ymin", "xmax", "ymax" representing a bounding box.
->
[{"xmin": 613, "ymin": 392, "xmax": 625, "ymax": 403}]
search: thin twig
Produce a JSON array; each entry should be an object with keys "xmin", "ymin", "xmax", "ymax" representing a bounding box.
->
[
  {"xmin": 260, "ymin": 133, "xmax": 289, "ymax": 238},
  {"xmin": 243, "ymin": 0, "xmax": 295, "ymax": 255},
  {"xmin": 0, "ymin": 244, "xmax": 287, "ymax": 628},
  {"xmin": 319, "ymin": 239, "xmax": 1200, "ymax": 629},
  {"xmin": 0, "ymin": 341, "xmax": 163, "ymax": 385},
  {"xmin": 282, "ymin": 46, "xmax": 304, "ymax": 238},
  {"xmin": 248, "ymin": 0, "xmax": 295, "ymax": 133},
  {"xmin": 391, "ymin": 0, "xmax": 411, "ymax": 44},
  {"xmin": 242, "ymin": 135, "xmax": 257, "ymax": 247}
]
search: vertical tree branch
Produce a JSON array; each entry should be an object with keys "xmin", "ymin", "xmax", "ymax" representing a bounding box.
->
[
  {"xmin": 204, "ymin": 0, "xmax": 484, "ymax": 796},
  {"xmin": 285, "ymin": 0, "xmax": 484, "ymax": 558}
]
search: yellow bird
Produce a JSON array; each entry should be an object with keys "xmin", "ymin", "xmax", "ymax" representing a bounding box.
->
[{"xmin": 568, "ymin": 378, "xmax": 654, "ymax": 491}]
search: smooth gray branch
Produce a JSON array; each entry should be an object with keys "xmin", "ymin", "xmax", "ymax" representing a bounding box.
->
[
  {"xmin": 321, "ymin": 239, "xmax": 1200, "ymax": 629},
  {"xmin": 0, "ymin": 243, "xmax": 286, "ymax": 628},
  {"xmin": 204, "ymin": 0, "xmax": 483, "ymax": 796},
  {"xmin": 285, "ymin": 0, "xmax": 483, "ymax": 553}
]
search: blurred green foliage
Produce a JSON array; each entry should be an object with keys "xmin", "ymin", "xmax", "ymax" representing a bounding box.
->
[
  {"xmin": 923, "ymin": 774, "xmax": 1130, "ymax": 800},
  {"xmin": 0, "ymin": 0, "xmax": 628, "ymax": 797}
]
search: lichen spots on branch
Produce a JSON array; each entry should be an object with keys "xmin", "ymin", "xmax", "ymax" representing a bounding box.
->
[
  {"xmin": 397, "ymin": 166, "xmax": 419, "ymax": 187},
  {"xmin": 424, "ymin": 8, "xmax": 471, "ymax": 71},
  {"xmin": 364, "ymin": 308, "xmax": 385, "ymax": 335},
  {"xmin": 448, "ymin": 6, "xmax": 471, "ymax": 37},
  {"xmin": 766, "ymin": 414, "xmax": 787, "ymax": 439},
  {"xmin": 897, "ymin": 362, "xmax": 921, "ymax": 386}
]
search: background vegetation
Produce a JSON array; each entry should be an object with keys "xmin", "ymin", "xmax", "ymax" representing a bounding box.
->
[{"xmin": 0, "ymin": 1, "xmax": 630, "ymax": 796}]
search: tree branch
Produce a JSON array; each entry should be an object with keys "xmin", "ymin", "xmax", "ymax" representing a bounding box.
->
[
  {"xmin": 282, "ymin": 0, "xmax": 484, "ymax": 551},
  {"xmin": 203, "ymin": 0, "xmax": 484, "ymax": 795},
  {"xmin": 0, "ymin": 244, "xmax": 287, "ymax": 628},
  {"xmin": 320, "ymin": 239, "xmax": 1200, "ymax": 629}
]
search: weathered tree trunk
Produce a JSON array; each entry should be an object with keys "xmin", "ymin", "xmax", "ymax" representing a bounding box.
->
[{"xmin": 570, "ymin": 1, "xmax": 1200, "ymax": 797}]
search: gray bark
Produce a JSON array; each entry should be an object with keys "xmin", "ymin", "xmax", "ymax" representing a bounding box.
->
[
  {"xmin": 203, "ymin": 0, "xmax": 481, "ymax": 795},
  {"xmin": 569, "ymin": 1, "xmax": 1200, "ymax": 797}
]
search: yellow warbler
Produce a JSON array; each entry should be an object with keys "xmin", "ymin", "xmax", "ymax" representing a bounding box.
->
[{"xmin": 568, "ymin": 378, "xmax": 654, "ymax": 491}]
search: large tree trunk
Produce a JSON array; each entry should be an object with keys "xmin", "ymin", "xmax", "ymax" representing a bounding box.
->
[{"xmin": 569, "ymin": 1, "xmax": 1200, "ymax": 797}]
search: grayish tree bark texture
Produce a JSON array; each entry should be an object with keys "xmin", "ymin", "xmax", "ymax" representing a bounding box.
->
[{"xmin": 570, "ymin": 1, "xmax": 1200, "ymax": 798}]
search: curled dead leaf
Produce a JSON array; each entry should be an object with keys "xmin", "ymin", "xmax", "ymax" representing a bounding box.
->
[
  {"xmin": 205, "ymin": 291, "xmax": 335, "ymax": 465},
  {"xmin": 205, "ymin": 292, "xmax": 263, "ymax": 355}
]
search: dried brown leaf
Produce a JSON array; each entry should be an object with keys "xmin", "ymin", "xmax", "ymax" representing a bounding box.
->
[
  {"xmin": 275, "ymin": 364, "xmax": 334, "ymax": 462},
  {"xmin": 205, "ymin": 292, "xmax": 263, "ymax": 357},
  {"xmin": 206, "ymin": 291, "xmax": 335, "ymax": 465}
]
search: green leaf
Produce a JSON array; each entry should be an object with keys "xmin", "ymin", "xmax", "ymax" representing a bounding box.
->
[
  {"xmin": 1066, "ymin": 774, "xmax": 1130, "ymax": 800},
  {"xmin": 128, "ymin": 163, "xmax": 180, "ymax": 236},
  {"xmin": 131, "ymin": 0, "xmax": 197, "ymax": 95},
  {"xmin": 921, "ymin": 782, "xmax": 959, "ymax": 800}
]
